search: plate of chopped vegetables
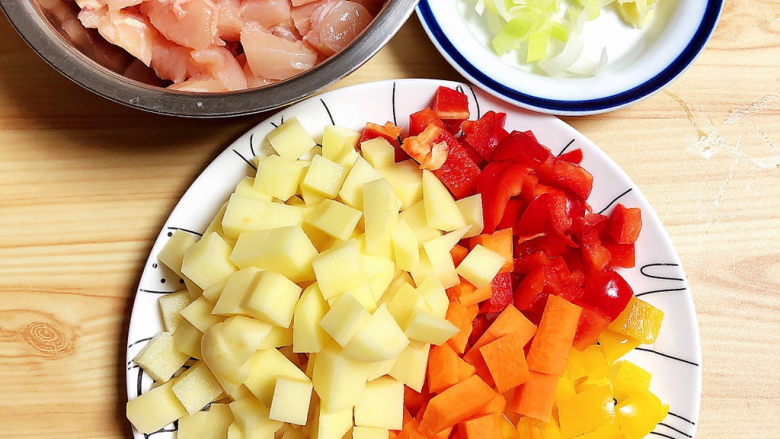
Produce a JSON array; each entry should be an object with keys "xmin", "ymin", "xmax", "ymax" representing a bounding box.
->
[
  {"xmin": 417, "ymin": 0, "xmax": 722, "ymax": 115},
  {"xmin": 125, "ymin": 79, "xmax": 701, "ymax": 439}
]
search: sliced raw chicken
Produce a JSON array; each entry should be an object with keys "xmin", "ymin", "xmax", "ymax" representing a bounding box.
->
[
  {"xmin": 304, "ymin": 0, "xmax": 372, "ymax": 56},
  {"xmin": 290, "ymin": 0, "xmax": 330, "ymax": 35},
  {"xmin": 240, "ymin": 58, "xmax": 276, "ymax": 88},
  {"xmin": 150, "ymin": 38, "xmax": 199, "ymax": 83},
  {"xmin": 107, "ymin": 0, "xmax": 144, "ymax": 11},
  {"xmin": 78, "ymin": 7, "xmax": 157, "ymax": 65},
  {"xmin": 141, "ymin": 0, "xmax": 218, "ymax": 50},
  {"xmin": 190, "ymin": 46, "xmax": 248, "ymax": 90},
  {"xmin": 216, "ymin": 0, "xmax": 243, "ymax": 41},
  {"xmin": 270, "ymin": 24, "xmax": 301, "ymax": 42},
  {"xmin": 241, "ymin": 21, "xmax": 317, "ymax": 80},
  {"xmin": 241, "ymin": 0, "xmax": 292, "ymax": 29},
  {"xmin": 351, "ymin": 0, "xmax": 384, "ymax": 15},
  {"xmin": 169, "ymin": 75, "xmax": 230, "ymax": 92},
  {"xmin": 290, "ymin": 0, "xmax": 320, "ymax": 6}
]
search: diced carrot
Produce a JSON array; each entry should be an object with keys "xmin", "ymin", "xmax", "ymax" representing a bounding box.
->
[
  {"xmin": 464, "ymin": 305, "xmax": 536, "ymax": 365},
  {"xmin": 447, "ymin": 278, "xmax": 493, "ymax": 306},
  {"xmin": 403, "ymin": 407, "xmax": 413, "ymax": 424},
  {"xmin": 507, "ymin": 371, "xmax": 559, "ymax": 422},
  {"xmin": 405, "ymin": 384, "xmax": 428, "ymax": 417},
  {"xmin": 419, "ymin": 375, "xmax": 497, "ymax": 435},
  {"xmin": 451, "ymin": 244, "xmax": 469, "ymax": 267},
  {"xmin": 456, "ymin": 356, "xmax": 476, "ymax": 381},
  {"xmin": 458, "ymin": 413, "xmax": 503, "ymax": 439},
  {"xmin": 389, "ymin": 430, "xmax": 399, "ymax": 439},
  {"xmin": 446, "ymin": 301, "xmax": 479, "ymax": 354},
  {"xmin": 428, "ymin": 344, "xmax": 461, "ymax": 393},
  {"xmin": 526, "ymin": 295, "xmax": 583, "ymax": 375},
  {"xmin": 479, "ymin": 331, "xmax": 531, "ymax": 393},
  {"xmin": 469, "ymin": 228, "xmax": 514, "ymax": 273},
  {"xmin": 398, "ymin": 418, "xmax": 426, "ymax": 439},
  {"xmin": 433, "ymin": 425, "xmax": 453, "ymax": 439},
  {"xmin": 477, "ymin": 392, "xmax": 507, "ymax": 416}
]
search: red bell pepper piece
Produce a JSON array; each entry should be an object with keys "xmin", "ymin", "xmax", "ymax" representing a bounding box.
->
[
  {"xmin": 409, "ymin": 108, "xmax": 443, "ymax": 137},
  {"xmin": 516, "ymin": 193, "xmax": 573, "ymax": 239},
  {"xmin": 479, "ymin": 272, "xmax": 514, "ymax": 314},
  {"xmin": 433, "ymin": 133, "xmax": 482, "ymax": 199},
  {"xmin": 572, "ymin": 307, "xmax": 611, "ymax": 350},
  {"xmin": 359, "ymin": 121, "xmax": 409, "ymax": 162},
  {"xmin": 558, "ymin": 148, "xmax": 583, "ymax": 164},
  {"xmin": 491, "ymin": 130, "xmax": 553, "ymax": 164},
  {"xmin": 540, "ymin": 159, "xmax": 594, "ymax": 201},
  {"xmin": 461, "ymin": 140, "xmax": 487, "ymax": 168},
  {"xmin": 606, "ymin": 204, "xmax": 642, "ymax": 244},
  {"xmin": 401, "ymin": 124, "xmax": 450, "ymax": 170},
  {"xmin": 461, "ymin": 111, "xmax": 508, "ymax": 161},
  {"xmin": 443, "ymin": 119, "xmax": 464, "ymax": 135},
  {"xmin": 477, "ymin": 163, "xmax": 527, "ymax": 234},
  {"xmin": 496, "ymin": 198, "xmax": 526, "ymax": 233},
  {"xmin": 513, "ymin": 265, "xmax": 561, "ymax": 313},
  {"xmin": 468, "ymin": 314, "xmax": 490, "ymax": 347},
  {"xmin": 578, "ymin": 269, "xmax": 634, "ymax": 321},
  {"xmin": 514, "ymin": 251, "xmax": 553, "ymax": 275},
  {"xmin": 432, "ymin": 86, "xmax": 469, "ymax": 120},
  {"xmin": 602, "ymin": 236, "xmax": 635, "ymax": 268}
]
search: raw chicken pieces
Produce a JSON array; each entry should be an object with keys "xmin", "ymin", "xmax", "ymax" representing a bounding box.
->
[{"xmin": 76, "ymin": 0, "xmax": 381, "ymax": 91}]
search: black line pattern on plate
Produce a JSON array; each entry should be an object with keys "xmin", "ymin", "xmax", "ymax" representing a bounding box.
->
[
  {"xmin": 128, "ymin": 337, "xmax": 153, "ymax": 348},
  {"xmin": 139, "ymin": 289, "xmax": 176, "ymax": 294},
  {"xmin": 166, "ymin": 226, "xmax": 202, "ymax": 237},
  {"xmin": 232, "ymin": 149, "xmax": 257, "ymax": 171},
  {"xmin": 466, "ymin": 84, "xmax": 481, "ymax": 119},
  {"xmin": 249, "ymin": 133, "xmax": 256, "ymax": 157},
  {"xmin": 668, "ymin": 412, "xmax": 696, "ymax": 425},
  {"xmin": 320, "ymin": 99, "xmax": 335, "ymax": 125},
  {"xmin": 269, "ymin": 115, "xmax": 284, "ymax": 128},
  {"xmin": 641, "ymin": 263, "xmax": 685, "ymax": 282},
  {"xmin": 650, "ymin": 432, "xmax": 677, "ymax": 439},
  {"xmin": 144, "ymin": 421, "xmax": 178, "ymax": 438},
  {"xmin": 659, "ymin": 422, "xmax": 693, "ymax": 438},
  {"xmin": 636, "ymin": 287, "xmax": 688, "ymax": 298},
  {"xmin": 596, "ymin": 188, "xmax": 633, "ymax": 214},
  {"xmin": 635, "ymin": 347, "xmax": 699, "ymax": 367},
  {"xmin": 557, "ymin": 138, "xmax": 576, "ymax": 156},
  {"xmin": 136, "ymin": 366, "xmax": 143, "ymax": 398},
  {"xmin": 392, "ymin": 82, "xmax": 398, "ymax": 126}
]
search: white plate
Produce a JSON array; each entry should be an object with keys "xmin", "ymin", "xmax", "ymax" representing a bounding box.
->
[
  {"xmin": 125, "ymin": 79, "xmax": 702, "ymax": 438},
  {"xmin": 416, "ymin": 0, "xmax": 722, "ymax": 115}
]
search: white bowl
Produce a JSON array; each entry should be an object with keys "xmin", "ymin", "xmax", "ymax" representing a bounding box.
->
[{"xmin": 416, "ymin": 0, "xmax": 723, "ymax": 115}]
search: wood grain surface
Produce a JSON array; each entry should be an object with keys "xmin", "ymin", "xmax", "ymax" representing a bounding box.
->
[{"xmin": 0, "ymin": 2, "xmax": 778, "ymax": 438}]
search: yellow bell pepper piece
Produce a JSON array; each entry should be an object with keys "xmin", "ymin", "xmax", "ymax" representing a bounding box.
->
[
  {"xmin": 558, "ymin": 385, "xmax": 615, "ymax": 438},
  {"xmin": 555, "ymin": 375, "xmax": 577, "ymax": 405},
  {"xmin": 575, "ymin": 376, "xmax": 612, "ymax": 394},
  {"xmin": 564, "ymin": 345, "xmax": 609, "ymax": 381},
  {"xmin": 608, "ymin": 297, "xmax": 664, "ymax": 344},
  {"xmin": 597, "ymin": 330, "xmax": 640, "ymax": 363},
  {"xmin": 574, "ymin": 420, "xmax": 622, "ymax": 439},
  {"xmin": 615, "ymin": 391, "xmax": 669, "ymax": 439},
  {"xmin": 516, "ymin": 416, "xmax": 562, "ymax": 439},
  {"xmin": 611, "ymin": 361, "xmax": 652, "ymax": 401},
  {"xmin": 502, "ymin": 416, "xmax": 520, "ymax": 439}
]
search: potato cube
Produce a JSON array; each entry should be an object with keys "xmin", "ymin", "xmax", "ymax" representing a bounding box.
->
[
  {"xmin": 398, "ymin": 200, "xmax": 442, "ymax": 242},
  {"xmin": 409, "ymin": 250, "xmax": 434, "ymax": 288},
  {"xmin": 222, "ymin": 193, "xmax": 303, "ymax": 238},
  {"xmin": 342, "ymin": 283, "xmax": 378, "ymax": 312},
  {"xmin": 302, "ymin": 155, "xmax": 348, "ymax": 198},
  {"xmin": 233, "ymin": 176, "xmax": 272, "ymax": 201},
  {"xmin": 404, "ymin": 308, "xmax": 459, "ymax": 345},
  {"xmin": 181, "ymin": 232, "xmax": 237, "ymax": 290},
  {"xmin": 421, "ymin": 170, "xmax": 466, "ymax": 231},
  {"xmin": 455, "ymin": 194, "xmax": 484, "ymax": 238},
  {"xmin": 302, "ymin": 186, "xmax": 328, "ymax": 206},
  {"xmin": 212, "ymin": 267, "xmax": 262, "ymax": 316},
  {"xmin": 201, "ymin": 323, "xmax": 251, "ymax": 394},
  {"xmin": 312, "ymin": 403, "xmax": 353, "ymax": 439},
  {"xmin": 172, "ymin": 361, "xmax": 224, "ymax": 414},
  {"xmin": 231, "ymin": 226, "xmax": 318, "ymax": 282},
  {"xmin": 293, "ymin": 283, "xmax": 331, "ymax": 353},
  {"xmin": 220, "ymin": 316, "xmax": 273, "ymax": 364},
  {"xmin": 391, "ymin": 219, "xmax": 419, "ymax": 272},
  {"xmin": 312, "ymin": 240, "xmax": 367, "ymax": 300},
  {"xmin": 243, "ymin": 271, "xmax": 302, "ymax": 328},
  {"xmin": 312, "ymin": 349, "xmax": 368, "ymax": 412},
  {"xmin": 270, "ymin": 376, "xmax": 314, "ymax": 425},
  {"xmin": 388, "ymin": 341, "xmax": 430, "ymax": 392},
  {"xmin": 360, "ymin": 137, "xmax": 395, "ymax": 169},
  {"xmin": 457, "ymin": 244, "xmax": 505, "ymax": 288},
  {"xmin": 282, "ymin": 427, "xmax": 306, "ymax": 439},
  {"xmin": 338, "ymin": 156, "xmax": 382, "ymax": 208},
  {"xmin": 126, "ymin": 381, "xmax": 186, "ymax": 434},
  {"xmin": 319, "ymin": 292, "xmax": 371, "ymax": 347},
  {"xmin": 342, "ymin": 304, "xmax": 409, "ymax": 362},
  {"xmin": 305, "ymin": 199, "xmax": 363, "ymax": 241},
  {"xmin": 180, "ymin": 296, "xmax": 223, "ymax": 332},
  {"xmin": 363, "ymin": 178, "xmax": 399, "ymax": 259},
  {"xmin": 259, "ymin": 325, "xmax": 294, "ymax": 349},
  {"xmin": 363, "ymin": 255, "xmax": 395, "ymax": 301},
  {"xmin": 172, "ymin": 320, "xmax": 202, "ymax": 359},
  {"xmin": 254, "ymin": 155, "xmax": 307, "ymax": 201},
  {"xmin": 386, "ymin": 283, "xmax": 428, "ymax": 328},
  {"xmin": 244, "ymin": 348, "xmax": 309, "ymax": 405},
  {"xmin": 226, "ymin": 423, "xmax": 242, "ymax": 439},
  {"xmin": 182, "ymin": 277, "xmax": 203, "ymax": 300},
  {"xmin": 178, "ymin": 404, "xmax": 233, "ymax": 439},
  {"xmin": 377, "ymin": 160, "xmax": 423, "ymax": 210},
  {"xmin": 158, "ymin": 230, "xmax": 197, "ymax": 276},
  {"xmin": 267, "ymin": 117, "xmax": 317, "ymax": 160},
  {"xmin": 229, "ymin": 396, "xmax": 284, "ymax": 439},
  {"xmin": 416, "ymin": 276, "xmax": 449, "ymax": 319},
  {"xmin": 322, "ymin": 125, "xmax": 361, "ymax": 164},
  {"xmin": 378, "ymin": 271, "xmax": 414, "ymax": 305},
  {"xmin": 133, "ymin": 332, "xmax": 189, "ymax": 382},
  {"xmin": 302, "ymin": 220, "xmax": 338, "ymax": 253},
  {"xmin": 202, "ymin": 279, "xmax": 225, "ymax": 303},
  {"xmin": 422, "ymin": 228, "xmax": 469, "ymax": 289},
  {"xmin": 364, "ymin": 357, "xmax": 397, "ymax": 381},
  {"xmin": 354, "ymin": 376, "xmax": 404, "ymax": 430},
  {"xmin": 158, "ymin": 290, "xmax": 191, "ymax": 332},
  {"xmin": 353, "ymin": 427, "xmax": 389, "ymax": 439}
]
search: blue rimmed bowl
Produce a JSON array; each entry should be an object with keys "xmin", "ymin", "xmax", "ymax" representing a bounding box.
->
[{"xmin": 417, "ymin": 0, "xmax": 723, "ymax": 115}]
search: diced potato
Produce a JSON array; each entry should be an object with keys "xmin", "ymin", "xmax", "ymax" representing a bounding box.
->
[
  {"xmin": 312, "ymin": 240, "xmax": 367, "ymax": 300},
  {"xmin": 302, "ymin": 186, "xmax": 328, "ymax": 206},
  {"xmin": 259, "ymin": 325, "xmax": 294, "ymax": 349},
  {"xmin": 422, "ymin": 227, "xmax": 469, "ymax": 289},
  {"xmin": 457, "ymin": 244, "xmax": 505, "ymax": 288},
  {"xmin": 172, "ymin": 320, "xmax": 202, "ymax": 359},
  {"xmin": 226, "ymin": 422, "xmax": 243, "ymax": 439},
  {"xmin": 363, "ymin": 255, "xmax": 395, "ymax": 301},
  {"xmin": 222, "ymin": 193, "xmax": 303, "ymax": 238},
  {"xmin": 354, "ymin": 376, "xmax": 404, "ymax": 430},
  {"xmin": 386, "ymin": 283, "xmax": 427, "ymax": 328},
  {"xmin": 178, "ymin": 404, "xmax": 233, "ymax": 439},
  {"xmin": 364, "ymin": 357, "xmax": 397, "ymax": 381},
  {"xmin": 409, "ymin": 250, "xmax": 434, "ymax": 288},
  {"xmin": 172, "ymin": 361, "xmax": 224, "ymax": 414},
  {"xmin": 398, "ymin": 200, "xmax": 442, "ymax": 242},
  {"xmin": 377, "ymin": 160, "xmax": 423, "ymax": 210},
  {"xmin": 342, "ymin": 283, "xmax": 378, "ymax": 312},
  {"xmin": 267, "ymin": 117, "xmax": 317, "ymax": 160},
  {"xmin": 322, "ymin": 125, "xmax": 361, "ymax": 165},
  {"xmin": 352, "ymin": 426, "xmax": 389, "ymax": 439},
  {"xmin": 416, "ymin": 276, "xmax": 449, "ymax": 319},
  {"xmin": 293, "ymin": 283, "xmax": 331, "ymax": 353},
  {"xmin": 312, "ymin": 349, "xmax": 368, "ymax": 412},
  {"xmin": 254, "ymin": 155, "xmax": 307, "ymax": 201},
  {"xmin": 360, "ymin": 137, "xmax": 395, "ymax": 169},
  {"xmin": 305, "ymin": 199, "xmax": 363, "ymax": 241},
  {"xmin": 302, "ymin": 221, "xmax": 338, "ymax": 253},
  {"xmin": 302, "ymin": 155, "xmax": 348, "ymax": 198},
  {"xmin": 182, "ymin": 277, "xmax": 203, "ymax": 300},
  {"xmin": 388, "ymin": 341, "xmax": 430, "ymax": 392},
  {"xmin": 270, "ymin": 376, "xmax": 314, "ymax": 425},
  {"xmin": 421, "ymin": 170, "xmax": 466, "ymax": 231},
  {"xmin": 455, "ymin": 194, "xmax": 484, "ymax": 238},
  {"xmin": 158, "ymin": 230, "xmax": 197, "ymax": 276},
  {"xmin": 158, "ymin": 290, "xmax": 191, "ymax": 332},
  {"xmin": 338, "ymin": 156, "xmax": 382, "ymax": 209},
  {"xmin": 220, "ymin": 316, "xmax": 273, "ymax": 364},
  {"xmin": 202, "ymin": 279, "xmax": 225, "ymax": 303},
  {"xmin": 243, "ymin": 271, "xmax": 302, "ymax": 328},
  {"xmin": 233, "ymin": 176, "xmax": 272, "ymax": 201},
  {"xmin": 178, "ymin": 408, "xmax": 208, "ymax": 438},
  {"xmin": 229, "ymin": 396, "xmax": 284, "ymax": 439},
  {"xmin": 312, "ymin": 403, "xmax": 353, "ymax": 439},
  {"xmin": 134, "ymin": 332, "xmax": 189, "ymax": 383},
  {"xmin": 212, "ymin": 267, "xmax": 262, "ymax": 316},
  {"xmin": 363, "ymin": 178, "xmax": 399, "ymax": 259},
  {"xmin": 231, "ymin": 226, "xmax": 318, "ymax": 283},
  {"xmin": 319, "ymin": 292, "xmax": 371, "ymax": 347},
  {"xmin": 342, "ymin": 304, "xmax": 409, "ymax": 363},
  {"xmin": 201, "ymin": 323, "xmax": 251, "ymax": 395},
  {"xmin": 391, "ymin": 219, "xmax": 419, "ymax": 272},
  {"xmin": 244, "ymin": 348, "xmax": 309, "ymax": 405},
  {"xmin": 126, "ymin": 381, "xmax": 187, "ymax": 434},
  {"xmin": 181, "ymin": 232, "xmax": 237, "ymax": 290},
  {"xmin": 404, "ymin": 308, "xmax": 459, "ymax": 345},
  {"xmin": 378, "ymin": 271, "xmax": 414, "ymax": 305},
  {"xmin": 180, "ymin": 296, "xmax": 223, "ymax": 332},
  {"xmin": 282, "ymin": 427, "xmax": 307, "ymax": 439}
]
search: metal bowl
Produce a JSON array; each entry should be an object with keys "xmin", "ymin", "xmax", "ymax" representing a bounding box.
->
[{"xmin": 0, "ymin": 0, "xmax": 418, "ymax": 117}]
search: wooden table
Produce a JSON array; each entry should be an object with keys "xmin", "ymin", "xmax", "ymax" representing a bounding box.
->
[{"xmin": 0, "ymin": 3, "xmax": 777, "ymax": 438}]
